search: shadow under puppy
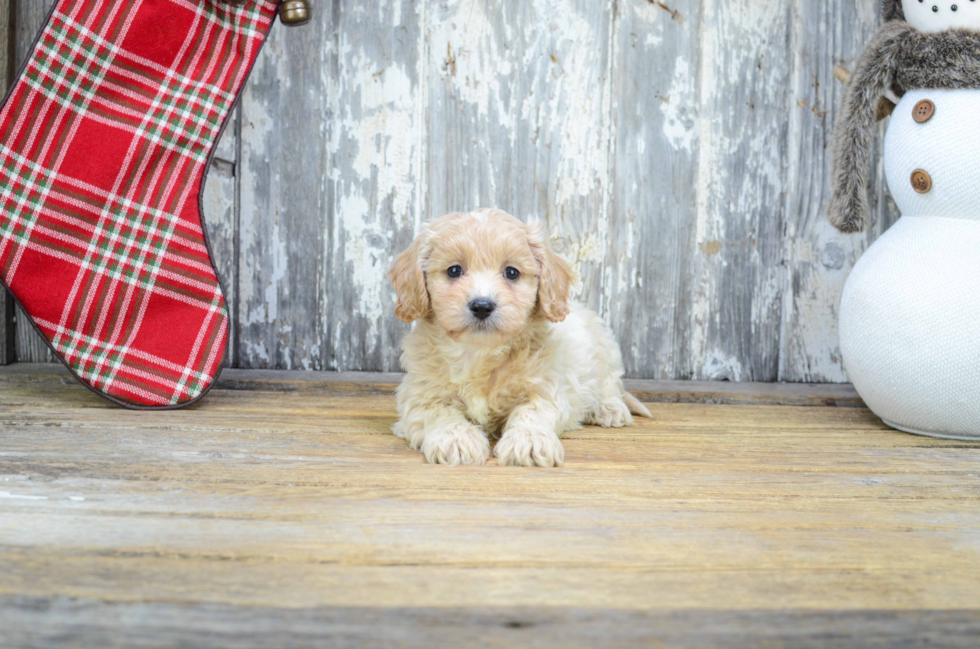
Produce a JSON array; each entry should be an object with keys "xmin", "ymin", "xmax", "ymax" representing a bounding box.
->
[{"xmin": 388, "ymin": 208, "xmax": 651, "ymax": 467}]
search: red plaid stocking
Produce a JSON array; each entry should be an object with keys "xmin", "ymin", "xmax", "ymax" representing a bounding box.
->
[{"xmin": 0, "ymin": 0, "xmax": 279, "ymax": 408}]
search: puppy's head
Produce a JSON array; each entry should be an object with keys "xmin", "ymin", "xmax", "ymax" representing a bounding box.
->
[{"xmin": 388, "ymin": 209, "xmax": 572, "ymax": 343}]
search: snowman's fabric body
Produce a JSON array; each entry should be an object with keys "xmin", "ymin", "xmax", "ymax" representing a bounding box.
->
[
  {"xmin": 832, "ymin": 2, "xmax": 980, "ymax": 439},
  {"xmin": 840, "ymin": 89, "xmax": 980, "ymax": 439}
]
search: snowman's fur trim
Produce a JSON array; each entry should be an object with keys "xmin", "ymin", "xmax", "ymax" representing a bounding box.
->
[
  {"xmin": 829, "ymin": 23, "xmax": 980, "ymax": 232},
  {"xmin": 882, "ymin": 0, "xmax": 903, "ymax": 22}
]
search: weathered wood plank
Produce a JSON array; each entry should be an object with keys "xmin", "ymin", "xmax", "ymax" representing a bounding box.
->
[
  {"xmin": 11, "ymin": 0, "xmax": 56, "ymax": 364},
  {"xmin": 0, "ymin": 0, "xmax": 918, "ymax": 381},
  {"xmin": 202, "ymin": 111, "xmax": 240, "ymax": 367},
  {"xmin": 424, "ymin": 0, "xmax": 614, "ymax": 307},
  {"xmin": 685, "ymin": 0, "xmax": 793, "ymax": 381},
  {"xmin": 236, "ymin": 10, "xmax": 332, "ymax": 370},
  {"xmin": 0, "ymin": 0, "xmax": 12, "ymax": 364},
  {"xmin": 0, "ymin": 363, "xmax": 866, "ymax": 406},
  {"xmin": 228, "ymin": 0, "xmax": 897, "ymax": 381},
  {"xmin": 3, "ymin": 598, "xmax": 979, "ymax": 649},
  {"xmin": 0, "ymin": 293, "xmax": 10, "ymax": 366},
  {"xmin": 778, "ymin": 0, "xmax": 897, "ymax": 382},
  {"xmin": 0, "ymin": 379, "xmax": 978, "ymax": 646},
  {"xmin": 238, "ymin": 0, "xmax": 426, "ymax": 373},
  {"xmin": 325, "ymin": 0, "xmax": 424, "ymax": 372},
  {"xmin": 2, "ymin": 553, "xmax": 978, "ymax": 613},
  {"xmin": 605, "ymin": 0, "xmax": 700, "ymax": 379}
]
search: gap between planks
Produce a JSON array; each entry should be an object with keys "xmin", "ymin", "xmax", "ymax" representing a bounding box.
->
[{"xmin": 0, "ymin": 363, "xmax": 865, "ymax": 407}]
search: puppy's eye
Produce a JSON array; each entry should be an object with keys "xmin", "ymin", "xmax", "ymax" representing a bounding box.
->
[
  {"xmin": 447, "ymin": 265, "xmax": 463, "ymax": 279},
  {"xmin": 504, "ymin": 267, "xmax": 521, "ymax": 281}
]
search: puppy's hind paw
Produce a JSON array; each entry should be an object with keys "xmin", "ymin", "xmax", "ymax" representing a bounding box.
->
[
  {"xmin": 421, "ymin": 422, "xmax": 491, "ymax": 466},
  {"xmin": 495, "ymin": 427, "xmax": 565, "ymax": 467},
  {"xmin": 586, "ymin": 397, "xmax": 634, "ymax": 428}
]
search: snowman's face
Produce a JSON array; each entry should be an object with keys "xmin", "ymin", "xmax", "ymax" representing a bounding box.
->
[{"xmin": 902, "ymin": 0, "xmax": 980, "ymax": 33}]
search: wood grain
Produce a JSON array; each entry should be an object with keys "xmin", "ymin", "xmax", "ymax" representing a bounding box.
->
[
  {"xmin": 226, "ymin": 0, "xmax": 893, "ymax": 379},
  {"xmin": 0, "ymin": 363, "xmax": 866, "ymax": 405},
  {"xmin": 690, "ymin": 0, "xmax": 793, "ymax": 381},
  {"xmin": 326, "ymin": 0, "xmax": 424, "ymax": 372},
  {"xmin": 778, "ymin": 0, "xmax": 899, "ymax": 382},
  {"xmin": 236, "ymin": 7, "xmax": 330, "ymax": 370},
  {"xmin": 606, "ymin": 0, "xmax": 699, "ymax": 379},
  {"xmin": 1, "ymin": 374, "xmax": 979, "ymax": 644},
  {"xmin": 0, "ymin": 1, "xmax": 904, "ymax": 382},
  {"xmin": 0, "ymin": 0, "xmax": 11, "ymax": 364},
  {"xmin": 203, "ymin": 112, "xmax": 241, "ymax": 368},
  {"xmin": 425, "ymin": 0, "xmax": 615, "ymax": 311},
  {"xmin": 3, "ymin": 598, "xmax": 980, "ymax": 648},
  {"xmin": 9, "ymin": 0, "xmax": 56, "ymax": 364}
]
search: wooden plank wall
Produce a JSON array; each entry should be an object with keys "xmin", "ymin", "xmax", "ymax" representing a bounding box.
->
[
  {"xmin": 0, "ymin": 0, "xmax": 898, "ymax": 382},
  {"xmin": 0, "ymin": 0, "xmax": 12, "ymax": 365}
]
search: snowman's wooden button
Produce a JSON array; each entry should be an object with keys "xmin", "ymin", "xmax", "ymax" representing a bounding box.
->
[
  {"xmin": 913, "ymin": 100, "xmax": 935, "ymax": 123},
  {"xmin": 911, "ymin": 169, "xmax": 932, "ymax": 194}
]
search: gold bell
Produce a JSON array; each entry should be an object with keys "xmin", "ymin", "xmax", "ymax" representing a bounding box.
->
[{"xmin": 279, "ymin": 0, "xmax": 311, "ymax": 26}]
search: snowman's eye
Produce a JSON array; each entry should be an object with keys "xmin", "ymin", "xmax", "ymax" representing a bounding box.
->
[
  {"xmin": 933, "ymin": 5, "xmax": 939, "ymax": 11},
  {"xmin": 952, "ymin": 4, "xmax": 959, "ymax": 11}
]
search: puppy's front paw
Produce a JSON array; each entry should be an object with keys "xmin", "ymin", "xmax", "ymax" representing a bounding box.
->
[
  {"xmin": 421, "ymin": 422, "xmax": 490, "ymax": 466},
  {"xmin": 586, "ymin": 397, "xmax": 634, "ymax": 428},
  {"xmin": 494, "ymin": 426, "xmax": 564, "ymax": 467}
]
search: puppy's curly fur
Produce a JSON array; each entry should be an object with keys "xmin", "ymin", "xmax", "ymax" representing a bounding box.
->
[
  {"xmin": 829, "ymin": 4, "xmax": 980, "ymax": 232},
  {"xmin": 387, "ymin": 209, "xmax": 651, "ymax": 467}
]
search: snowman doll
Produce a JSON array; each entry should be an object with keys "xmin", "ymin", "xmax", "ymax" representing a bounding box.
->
[{"xmin": 830, "ymin": 0, "xmax": 980, "ymax": 439}]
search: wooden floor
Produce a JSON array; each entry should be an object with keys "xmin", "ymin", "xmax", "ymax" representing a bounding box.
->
[{"xmin": 1, "ymin": 366, "xmax": 979, "ymax": 647}]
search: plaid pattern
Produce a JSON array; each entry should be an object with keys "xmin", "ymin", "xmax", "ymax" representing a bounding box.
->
[{"xmin": 0, "ymin": 0, "xmax": 279, "ymax": 407}]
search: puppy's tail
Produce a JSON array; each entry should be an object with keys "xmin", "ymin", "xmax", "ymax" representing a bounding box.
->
[{"xmin": 623, "ymin": 392, "xmax": 652, "ymax": 419}]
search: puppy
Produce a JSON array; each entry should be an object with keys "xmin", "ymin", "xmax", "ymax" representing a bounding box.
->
[{"xmin": 387, "ymin": 208, "xmax": 651, "ymax": 467}]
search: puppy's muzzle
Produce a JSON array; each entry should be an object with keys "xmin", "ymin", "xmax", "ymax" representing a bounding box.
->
[{"xmin": 469, "ymin": 299, "xmax": 496, "ymax": 321}]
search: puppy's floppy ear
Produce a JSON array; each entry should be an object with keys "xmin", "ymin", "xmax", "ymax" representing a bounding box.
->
[
  {"xmin": 527, "ymin": 223, "xmax": 572, "ymax": 323},
  {"xmin": 388, "ymin": 230, "xmax": 430, "ymax": 323}
]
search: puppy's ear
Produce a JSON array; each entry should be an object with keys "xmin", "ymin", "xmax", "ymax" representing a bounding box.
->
[
  {"xmin": 388, "ymin": 231, "xmax": 430, "ymax": 323},
  {"xmin": 527, "ymin": 223, "xmax": 572, "ymax": 323}
]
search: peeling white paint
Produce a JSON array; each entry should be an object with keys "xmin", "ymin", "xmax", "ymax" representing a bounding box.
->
[
  {"xmin": 168, "ymin": 0, "xmax": 879, "ymax": 381},
  {"xmin": 0, "ymin": 491, "xmax": 47, "ymax": 501},
  {"xmin": 537, "ymin": 0, "xmax": 610, "ymax": 208},
  {"xmin": 428, "ymin": 0, "xmax": 515, "ymax": 131},
  {"xmin": 340, "ymin": 50, "xmax": 416, "ymax": 220},
  {"xmin": 691, "ymin": 0, "xmax": 721, "ymax": 368},
  {"xmin": 331, "ymin": 6, "xmax": 423, "ymax": 367},
  {"xmin": 561, "ymin": 230, "xmax": 605, "ymax": 295},
  {"xmin": 661, "ymin": 57, "xmax": 697, "ymax": 152},
  {"xmin": 702, "ymin": 350, "xmax": 744, "ymax": 381},
  {"xmin": 262, "ymin": 219, "xmax": 289, "ymax": 328},
  {"xmin": 239, "ymin": 40, "xmax": 280, "ymax": 338},
  {"xmin": 690, "ymin": 0, "xmax": 791, "ymax": 379}
]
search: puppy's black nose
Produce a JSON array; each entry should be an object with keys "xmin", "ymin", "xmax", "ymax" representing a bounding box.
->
[{"xmin": 469, "ymin": 299, "xmax": 496, "ymax": 321}]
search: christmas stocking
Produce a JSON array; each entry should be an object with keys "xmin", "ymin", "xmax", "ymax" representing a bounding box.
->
[{"xmin": 0, "ymin": 0, "xmax": 280, "ymax": 408}]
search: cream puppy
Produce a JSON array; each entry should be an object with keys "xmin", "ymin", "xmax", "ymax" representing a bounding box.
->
[{"xmin": 388, "ymin": 208, "xmax": 651, "ymax": 467}]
